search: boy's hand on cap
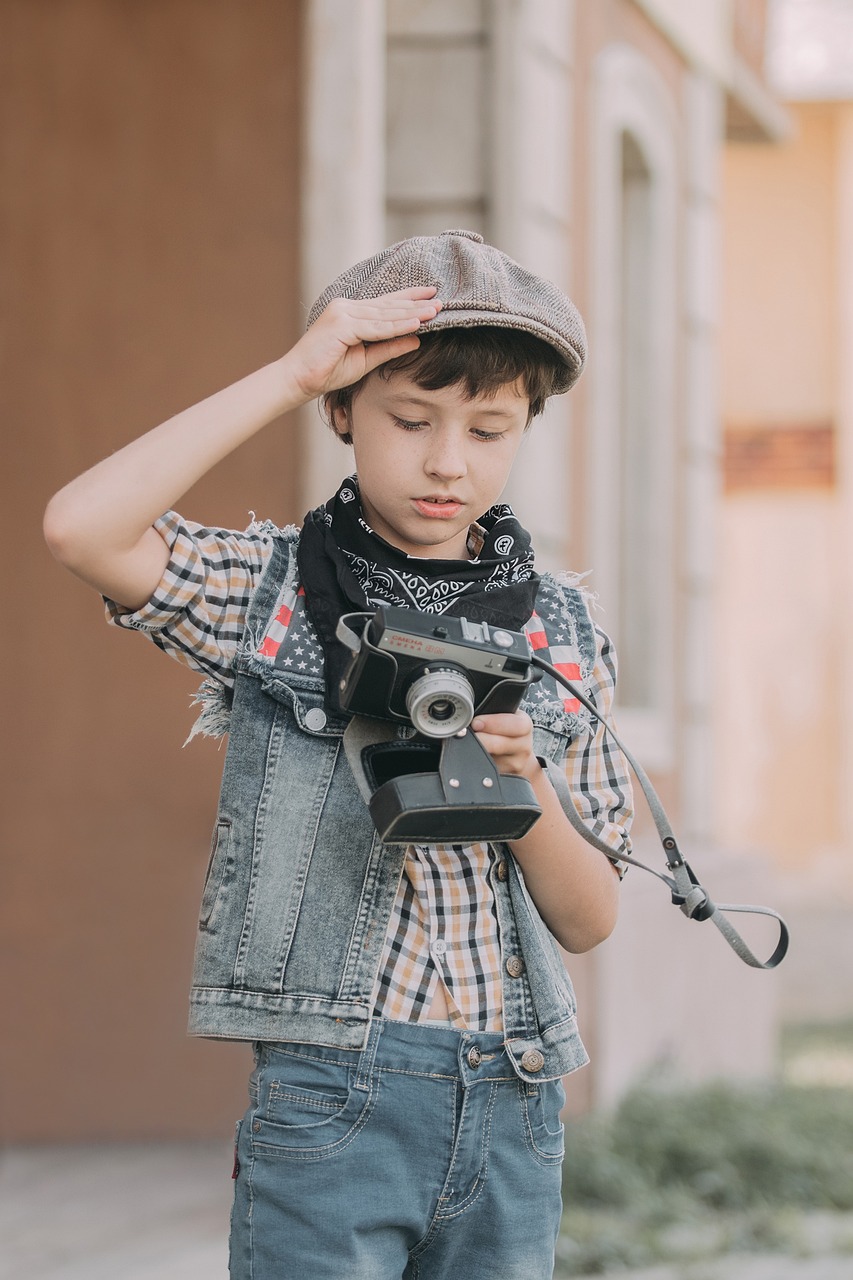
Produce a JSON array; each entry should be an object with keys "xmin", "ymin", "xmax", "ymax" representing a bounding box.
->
[{"xmin": 285, "ymin": 288, "xmax": 441, "ymax": 404}]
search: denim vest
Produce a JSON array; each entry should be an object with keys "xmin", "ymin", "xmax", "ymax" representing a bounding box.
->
[{"xmin": 187, "ymin": 527, "xmax": 601, "ymax": 1083}]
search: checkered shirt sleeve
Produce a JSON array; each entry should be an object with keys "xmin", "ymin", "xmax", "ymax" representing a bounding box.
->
[
  {"xmin": 103, "ymin": 510, "xmax": 275, "ymax": 684},
  {"xmin": 563, "ymin": 625, "xmax": 633, "ymax": 867}
]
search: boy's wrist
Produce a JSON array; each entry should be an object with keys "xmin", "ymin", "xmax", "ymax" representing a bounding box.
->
[{"xmin": 274, "ymin": 351, "xmax": 320, "ymax": 414}]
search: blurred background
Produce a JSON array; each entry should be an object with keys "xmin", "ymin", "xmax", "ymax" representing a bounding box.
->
[{"xmin": 3, "ymin": 0, "xmax": 853, "ymax": 1275}]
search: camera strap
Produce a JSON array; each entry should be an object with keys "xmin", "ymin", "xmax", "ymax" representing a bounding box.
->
[{"xmin": 531, "ymin": 655, "xmax": 789, "ymax": 970}]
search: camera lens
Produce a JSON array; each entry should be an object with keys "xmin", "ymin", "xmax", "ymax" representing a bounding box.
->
[
  {"xmin": 405, "ymin": 668, "xmax": 475, "ymax": 738},
  {"xmin": 428, "ymin": 699, "xmax": 455, "ymax": 721}
]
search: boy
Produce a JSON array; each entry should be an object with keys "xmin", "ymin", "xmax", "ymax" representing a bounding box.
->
[{"xmin": 44, "ymin": 229, "xmax": 632, "ymax": 1279}]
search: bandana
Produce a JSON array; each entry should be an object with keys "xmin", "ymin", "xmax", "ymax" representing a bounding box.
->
[{"xmin": 297, "ymin": 476, "xmax": 540, "ymax": 710}]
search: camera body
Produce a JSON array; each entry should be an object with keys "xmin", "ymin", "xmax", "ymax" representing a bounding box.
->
[
  {"xmin": 337, "ymin": 607, "xmax": 542, "ymax": 842},
  {"xmin": 337, "ymin": 606, "xmax": 536, "ymax": 735}
]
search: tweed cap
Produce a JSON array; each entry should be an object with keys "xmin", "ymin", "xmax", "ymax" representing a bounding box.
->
[{"xmin": 307, "ymin": 229, "xmax": 587, "ymax": 392}]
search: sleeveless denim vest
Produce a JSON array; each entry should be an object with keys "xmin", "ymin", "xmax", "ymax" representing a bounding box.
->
[{"xmin": 187, "ymin": 527, "xmax": 601, "ymax": 1082}]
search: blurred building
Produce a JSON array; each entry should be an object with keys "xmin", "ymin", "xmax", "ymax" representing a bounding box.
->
[
  {"xmin": 719, "ymin": 0, "xmax": 853, "ymax": 1022},
  {"xmin": 3, "ymin": 0, "xmax": 791, "ymax": 1143}
]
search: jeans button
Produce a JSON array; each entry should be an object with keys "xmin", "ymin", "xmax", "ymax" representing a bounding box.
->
[
  {"xmin": 521, "ymin": 1049, "xmax": 545, "ymax": 1073},
  {"xmin": 467, "ymin": 1046, "xmax": 482, "ymax": 1069},
  {"xmin": 505, "ymin": 955, "xmax": 525, "ymax": 978},
  {"xmin": 304, "ymin": 707, "xmax": 327, "ymax": 731},
  {"xmin": 496, "ymin": 859, "xmax": 508, "ymax": 882}
]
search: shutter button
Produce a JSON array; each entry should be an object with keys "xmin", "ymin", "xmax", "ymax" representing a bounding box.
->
[
  {"xmin": 467, "ymin": 1046, "xmax": 482, "ymax": 1069},
  {"xmin": 520, "ymin": 1049, "xmax": 545, "ymax": 1073},
  {"xmin": 304, "ymin": 707, "xmax": 327, "ymax": 731},
  {"xmin": 505, "ymin": 955, "xmax": 525, "ymax": 978}
]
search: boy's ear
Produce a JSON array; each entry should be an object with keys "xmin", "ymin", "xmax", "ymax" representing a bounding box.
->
[{"xmin": 330, "ymin": 402, "xmax": 352, "ymax": 440}]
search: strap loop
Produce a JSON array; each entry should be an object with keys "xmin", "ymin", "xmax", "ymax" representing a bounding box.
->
[{"xmin": 532, "ymin": 654, "xmax": 789, "ymax": 970}]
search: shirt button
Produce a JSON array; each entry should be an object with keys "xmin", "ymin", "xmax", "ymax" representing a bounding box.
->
[
  {"xmin": 505, "ymin": 955, "xmax": 525, "ymax": 978},
  {"xmin": 304, "ymin": 707, "xmax": 327, "ymax": 731},
  {"xmin": 467, "ymin": 1046, "xmax": 482, "ymax": 1069},
  {"xmin": 432, "ymin": 939, "xmax": 447, "ymax": 956},
  {"xmin": 496, "ymin": 860, "xmax": 508, "ymax": 882},
  {"xmin": 520, "ymin": 1049, "xmax": 545, "ymax": 1073}
]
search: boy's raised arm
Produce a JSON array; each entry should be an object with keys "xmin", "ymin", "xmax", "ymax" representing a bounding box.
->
[{"xmin": 43, "ymin": 289, "xmax": 440, "ymax": 610}]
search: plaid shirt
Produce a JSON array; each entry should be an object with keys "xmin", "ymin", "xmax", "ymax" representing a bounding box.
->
[{"xmin": 107, "ymin": 512, "xmax": 632, "ymax": 1032}]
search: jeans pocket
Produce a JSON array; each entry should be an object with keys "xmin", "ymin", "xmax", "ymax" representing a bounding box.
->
[
  {"xmin": 251, "ymin": 1050, "xmax": 376, "ymax": 1160},
  {"xmin": 519, "ymin": 1079, "xmax": 566, "ymax": 1165}
]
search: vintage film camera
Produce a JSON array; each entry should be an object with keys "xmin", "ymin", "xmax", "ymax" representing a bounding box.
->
[{"xmin": 336, "ymin": 607, "xmax": 543, "ymax": 843}]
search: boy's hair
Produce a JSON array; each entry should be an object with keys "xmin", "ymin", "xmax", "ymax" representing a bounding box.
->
[{"xmin": 326, "ymin": 326, "xmax": 567, "ymax": 445}]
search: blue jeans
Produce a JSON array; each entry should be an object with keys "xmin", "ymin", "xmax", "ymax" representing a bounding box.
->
[{"xmin": 229, "ymin": 1018, "xmax": 565, "ymax": 1279}]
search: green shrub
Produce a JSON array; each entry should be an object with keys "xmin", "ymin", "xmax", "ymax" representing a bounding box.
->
[{"xmin": 563, "ymin": 1081, "xmax": 853, "ymax": 1214}]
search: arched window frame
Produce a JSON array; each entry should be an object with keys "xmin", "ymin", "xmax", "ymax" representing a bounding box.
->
[{"xmin": 588, "ymin": 43, "xmax": 679, "ymax": 770}]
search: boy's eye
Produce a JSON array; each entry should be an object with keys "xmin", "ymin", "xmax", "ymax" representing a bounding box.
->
[
  {"xmin": 393, "ymin": 416, "xmax": 425, "ymax": 431},
  {"xmin": 472, "ymin": 429, "xmax": 504, "ymax": 442}
]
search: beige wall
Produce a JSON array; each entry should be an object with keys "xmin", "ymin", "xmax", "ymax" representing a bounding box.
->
[
  {"xmin": 718, "ymin": 103, "xmax": 845, "ymax": 880},
  {"xmin": 722, "ymin": 105, "xmax": 838, "ymax": 424},
  {"xmin": 2, "ymin": 0, "xmax": 303, "ymax": 1142}
]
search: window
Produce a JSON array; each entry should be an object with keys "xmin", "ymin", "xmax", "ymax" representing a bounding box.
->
[{"xmin": 588, "ymin": 46, "xmax": 678, "ymax": 767}]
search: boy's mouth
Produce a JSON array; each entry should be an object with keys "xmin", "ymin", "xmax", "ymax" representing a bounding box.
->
[{"xmin": 413, "ymin": 496, "xmax": 463, "ymax": 518}]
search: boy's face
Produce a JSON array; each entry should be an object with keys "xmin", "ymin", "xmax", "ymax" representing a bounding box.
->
[{"xmin": 333, "ymin": 369, "xmax": 530, "ymax": 559}]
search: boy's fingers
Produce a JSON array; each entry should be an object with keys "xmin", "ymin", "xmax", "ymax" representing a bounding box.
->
[
  {"xmin": 341, "ymin": 294, "xmax": 441, "ymax": 321},
  {"xmin": 360, "ymin": 334, "xmax": 423, "ymax": 373},
  {"xmin": 373, "ymin": 285, "xmax": 439, "ymax": 302},
  {"xmin": 471, "ymin": 713, "xmax": 532, "ymax": 737}
]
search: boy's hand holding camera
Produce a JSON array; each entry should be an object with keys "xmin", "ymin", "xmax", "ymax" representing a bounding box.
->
[{"xmin": 471, "ymin": 710, "xmax": 538, "ymax": 781}]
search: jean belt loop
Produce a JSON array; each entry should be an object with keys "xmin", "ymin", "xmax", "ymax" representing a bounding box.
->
[{"xmin": 354, "ymin": 1018, "xmax": 382, "ymax": 1093}]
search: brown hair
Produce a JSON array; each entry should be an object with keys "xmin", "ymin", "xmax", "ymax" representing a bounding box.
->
[{"xmin": 326, "ymin": 326, "xmax": 567, "ymax": 445}]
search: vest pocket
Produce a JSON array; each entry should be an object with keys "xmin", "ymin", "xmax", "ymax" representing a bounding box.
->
[{"xmin": 199, "ymin": 819, "xmax": 231, "ymax": 929}]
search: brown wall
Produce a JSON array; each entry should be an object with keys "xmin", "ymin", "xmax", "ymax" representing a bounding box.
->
[{"xmin": 2, "ymin": 0, "xmax": 303, "ymax": 1142}]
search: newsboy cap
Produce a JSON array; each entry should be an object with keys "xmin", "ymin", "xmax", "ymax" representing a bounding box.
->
[{"xmin": 307, "ymin": 229, "xmax": 587, "ymax": 392}]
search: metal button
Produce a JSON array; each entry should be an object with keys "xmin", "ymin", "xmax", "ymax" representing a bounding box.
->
[
  {"xmin": 520, "ymin": 1049, "xmax": 545, "ymax": 1073},
  {"xmin": 496, "ymin": 859, "xmax": 508, "ymax": 882},
  {"xmin": 304, "ymin": 707, "xmax": 327, "ymax": 731},
  {"xmin": 252, "ymin": 1120, "xmax": 261, "ymax": 1132},
  {"xmin": 505, "ymin": 955, "xmax": 525, "ymax": 978},
  {"xmin": 467, "ymin": 1046, "xmax": 482, "ymax": 1069}
]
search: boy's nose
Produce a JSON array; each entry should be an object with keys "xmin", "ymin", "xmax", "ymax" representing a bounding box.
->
[{"xmin": 425, "ymin": 436, "xmax": 467, "ymax": 480}]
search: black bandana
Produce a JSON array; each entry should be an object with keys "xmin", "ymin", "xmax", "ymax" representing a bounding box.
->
[{"xmin": 297, "ymin": 475, "xmax": 540, "ymax": 711}]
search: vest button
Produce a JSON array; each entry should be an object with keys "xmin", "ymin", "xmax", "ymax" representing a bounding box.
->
[
  {"xmin": 496, "ymin": 859, "xmax": 508, "ymax": 882},
  {"xmin": 467, "ymin": 1046, "xmax": 482, "ymax": 1069},
  {"xmin": 520, "ymin": 1049, "xmax": 545, "ymax": 1073},
  {"xmin": 304, "ymin": 707, "xmax": 327, "ymax": 731},
  {"xmin": 505, "ymin": 955, "xmax": 525, "ymax": 979}
]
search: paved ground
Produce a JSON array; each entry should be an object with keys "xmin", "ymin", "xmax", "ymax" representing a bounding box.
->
[
  {"xmin": 2, "ymin": 1144, "xmax": 851, "ymax": 1279},
  {"xmin": 0, "ymin": 1144, "xmax": 232, "ymax": 1280},
  {"xmin": 573, "ymin": 1264, "xmax": 853, "ymax": 1280}
]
